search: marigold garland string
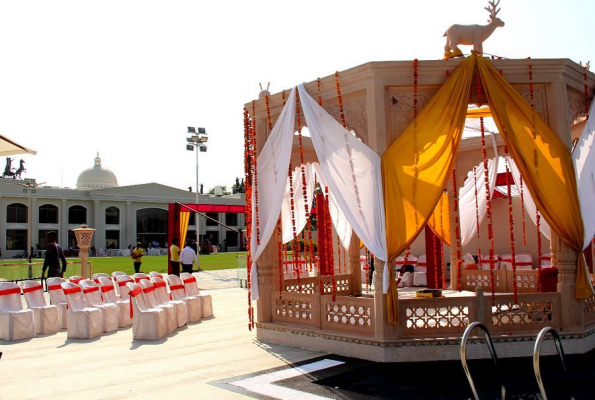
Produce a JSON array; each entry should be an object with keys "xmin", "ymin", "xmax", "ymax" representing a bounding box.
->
[
  {"xmin": 536, "ymin": 212, "xmax": 543, "ymax": 291},
  {"xmin": 364, "ymin": 248, "xmax": 370, "ymax": 293},
  {"xmin": 432, "ymin": 213, "xmax": 439, "ymax": 288},
  {"xmin": 287, "ymin": 162, "xmax": 301, "ymax": 288},
  {"xmin": 504, "ymin": 148, "xmax": 519, "ymax": 303},
  {"xmin": 474, "ymin": 167, "xmax": 480, "ymax": 238},
  {"xmin": 452, "ymin": 168, "xmax": 463, "ymax": 291},
  {"xmin": 439, "ymin": 199, "xmax": 446, "ymax": 290},
  {"xmin": 317, "ymin": 77, "xmax": 323, "ymax": 106},
  {"xmin": 243, "ymin": 107, "xmax": 255, "ymax": 330},
  {"xmin": 520, "ymin": 175, "xmax": 527, "ymax": 246},
  {"xmin": 476, "ymin": 72, "xmax": 496, "ymax": 302},
  {"xmin": 324, "ymin": 187, "xmax": 337, "ymax": 300}
]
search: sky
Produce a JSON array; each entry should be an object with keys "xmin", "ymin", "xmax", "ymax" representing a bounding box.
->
[{"xmin": 0, "ymin": 0, "xmax": 593, "ymax": 191}]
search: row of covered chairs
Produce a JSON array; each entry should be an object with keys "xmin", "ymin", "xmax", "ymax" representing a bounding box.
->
[
  {"xmin": 466, "ymin": 253, "xmax": 551, "ymax": 270},
  {"xmin": 0, "ymin": 271, "xmax": 212, "ymax": 341}
]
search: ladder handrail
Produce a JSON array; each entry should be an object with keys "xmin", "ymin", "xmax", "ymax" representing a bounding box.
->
[
  {"xmin": 533, "ymin": 326, "xmax": 576, "ymax": 400},
  {"xmin": 460, "ymin": 321, "xmax": 507, "ymax": 400}
]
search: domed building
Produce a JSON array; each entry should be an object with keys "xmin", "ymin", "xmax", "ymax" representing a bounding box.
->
[
  {"xmin": 0, "ymin": 154, "xmax": 245, "ymax": 258},
  {"xmin": 76, "ymin": 153, "xmax": 119, "ymax": 190}
]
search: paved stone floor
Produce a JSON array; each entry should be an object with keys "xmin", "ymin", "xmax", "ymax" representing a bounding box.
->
[{"xmin": 0, "ymin": 270, "xmax": 323, "ymax": 399}]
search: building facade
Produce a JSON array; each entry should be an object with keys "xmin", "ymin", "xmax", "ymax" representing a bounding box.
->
[{"xmin": 0, "ymin": 155, "xmax": 245, "ymax": 257}]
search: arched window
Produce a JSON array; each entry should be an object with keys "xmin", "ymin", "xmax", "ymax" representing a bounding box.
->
[
  {"xmin": 105, "ymin": 206, "xmax": 120, "ymax": 225},
  {"xmin": 68, "ymin": 205, "xmax": 87, "ymax": 225},
  {"xmin": 39, "ymin": 204, "xmax": 58, "ymax": 224},
  {"xmin": 7, "ymin": 203, "xmax": 27, "ymax": 223}
]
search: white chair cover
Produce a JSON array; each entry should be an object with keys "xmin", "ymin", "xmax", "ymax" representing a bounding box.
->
[
  {"xmin": 133, "ymin": 273, "xmax": 152, "ymax": 283},
  {"xmin": 138, "ymin": 280, "xmax": 176, "ymax": 334},
  {"xmin": 479, "ymin": 254, "xmax": 501, "ymax": 270},
  {"xmin": 412, "ymin": 256, "xmax": 428, "ymax": 287},
  {"xmin": 114, "ymin": 275, "xmax": 134, "ymax": 299},
  {"xmin": 68, "ymin": 276, "xmax": 83, "ymax": 284},
  {"xmin": 0, "ymin": 282, "xmax": 35, "ymax": 340},
  {"xmin": 540, "ymin": 253, "xmax": 552, "ymax": 268},
  {"xmin": 93, "ymin": 273, "xmax": 112, "ymax": 284},
  {"xmin": 126, "ymin": 282, "xmax": 167, "ymax": 340},
  {"xmin": 46, "ymin": 277, "xmax": 68, "ymax": 329},
  {"xmin": 21, "ymin": 280, "xmax": 60, "ymax": 335},
  {"xmin": 79, "ymin": 280, "xmax": 118, "ymax": 333},
  {"xmin": 111, "ymin": 271, "xmax": 128, "ymax": 277},
  {"xmin": 61, "ymin": 282, "xmax": 102, "ymax": 339},
  {"xmin": 416, "ymin": 255, "xmax": 427, "ymax": 273},
  {"xmin": 500, "ymin": 253, "xmax": 533, "ymax": 270},
  {"xmin": 98, "ymin": 277, "xmax": 132, "ymax": 328},
  {"xmin": 181, "ymin": 273, "xmax": 213, "ymax": 318},
  {"xmin": 395, "ymin": 255, "xmax": 418, "ymax": 269},
  {"xmin": 166, "ymin": 274, "xmax": 201, "ymax": 323},
  {"xmin": 149, "ymin": 272, "xmax": 164, "ymax": 279},
  {"xmin": 152, "ymin": 277, "xmax": 187, "ymax": 328}
]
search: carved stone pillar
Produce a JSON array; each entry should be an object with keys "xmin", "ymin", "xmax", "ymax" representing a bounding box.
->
[
  {"xmin": 349, "ymin": 232, "xmax": 362, "ymax": 296},
  {"xmin": 553, "ymin": 232, "xmax": 584, "ymax": 332},
  {"xmin": 256, "ymin": 224, "xmax": 280, "ymax": 324}
]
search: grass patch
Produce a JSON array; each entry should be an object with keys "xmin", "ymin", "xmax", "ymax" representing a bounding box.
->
[{"xmin": 0, "ymin": 252, "xmax": 247, "ymax": 280}]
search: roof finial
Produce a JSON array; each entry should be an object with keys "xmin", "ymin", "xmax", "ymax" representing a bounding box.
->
[{"xmin": 94, "ymin": 152, "xmax": 101, "ymax": 167}]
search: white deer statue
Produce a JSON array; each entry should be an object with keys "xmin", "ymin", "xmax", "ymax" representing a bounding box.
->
[{"xmin": 444, "ymin": 0, "xmax": 504, "ymax": 59}]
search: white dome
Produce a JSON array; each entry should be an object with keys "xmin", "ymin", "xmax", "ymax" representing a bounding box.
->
[{"xmin": 76, "ymin": 153, "xmax": 118, "ymax": 190}]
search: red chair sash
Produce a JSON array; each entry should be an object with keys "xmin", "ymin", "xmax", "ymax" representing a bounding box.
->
[
  {"xmin": 540, "ymin": 256, "xmax": 552, "ymax": 261},
  {"xmin": 82, "ymin": 286, "xmax": 100, "ymax": 294},
  {"xmin": 135, "ymin": 277, "xmax": 150, "ymax": 283},
  {"xmin": 417, "ymin": 262, "xmax": 427, "ymax": 267},
  {"xmin": 169, "ymin": 284, "xmax": 185, "ymax": 292},
  {"xmin": 142, "ymin": 286, "xmax": 155, "ymax": 294},
  {"xmin": 47, "ymin": 284, "xmax": 62, "ymax": 291},
  {"xmin": 0, "ymin": 287, "xmax": 21, "ymax": 296},
  {"xmin": 515, "ymin": 262, "xmax": 533, "ymax": 266},
  {"xmin": 23, "ymin": 284, "xmax": 43, "ymax": 293},
  {"xmin": 101, "ymin": 285, "xmax": 114, "ymax": 293},
  {"xmin": 63, "ymin": 286, "xmax": 81, "ymax": 295},
  {"xmin": 128, "ymin": 287, "xmax": 142, "ymax": 318},
  {"xmin": 93, "ymin": 279, "xmax": 100, "ymax": 283},
  {"xmin": 69, "ymin": 278, "xmax": 83, "ymax": 284},
  {"xmin": 153, "ymin": 281, "xmax": 167, "ymax": 289},
  {"xmin": 118, "ymin": 279, "xmax": 133, "ymax": 287},
  {"xmin": 183, "ymin": 276, "xmax": 197, "ymax": 284}
]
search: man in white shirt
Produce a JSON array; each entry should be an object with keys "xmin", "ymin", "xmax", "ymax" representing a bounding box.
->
[{"xmin": 180, "ymin": 241, "xmax": 197, "ymax": 274}]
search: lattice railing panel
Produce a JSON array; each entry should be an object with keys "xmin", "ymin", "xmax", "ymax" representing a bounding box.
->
[
  {"xmin": 507, "ymin": 270, "xmax": 539, "ymax": 293},
  {"xmin": 272, "ymin": 292, "xmax": 319, "ymax": 328},
  {"xmin": 321, "ymin": 296, "xmax": 374, "ymax": 335},
  {"xmin": 400, "ymin": 298, "xmax": 476, "ymax": 337},
  {"xmin": 321, "ymin": 275, "xmax": 351, "ymax": 296},
  {"xmin": 462, "ymin": 270, "xmax": 506, "ymax": 292},
  {"xmin": 283, "ymin": 277, "xmax": 317, "ymax": 294},
  {"xmin": 489, "ymin": 293, "xmax": 561, "ymax": 332},
  {"xmin": 584, "ymin": 294, "xmax": 595, "ymax": 325}
]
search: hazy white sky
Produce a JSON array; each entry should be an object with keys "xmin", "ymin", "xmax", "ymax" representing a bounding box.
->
[{"xmin": 0, "ymin": 0, "xmax": 593, "ymax": 191}]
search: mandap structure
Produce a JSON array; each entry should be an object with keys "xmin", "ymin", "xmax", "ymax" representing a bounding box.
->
[{"xmin": 243, "ymin": 54, "xmax": 595, "ymax": 362}]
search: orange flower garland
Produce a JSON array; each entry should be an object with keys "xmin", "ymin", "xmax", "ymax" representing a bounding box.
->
[
  {"xmin": 243, "ymin": 107, "xmax": 253, "ymax": 330},
  {"xmin": 452, "ymin": 168, "xmax": 463, "ymax": 291},
  {"xmin": 432, "ymin": 213, "xmax": 439, "ymax": 288},
  {"xmin": 584, "ymin": 67, "xmax": 590, "ymax": 120},
  {"xmin": 520, "ymin": 175, "xmax": 527, "ymax": 246},
  {"xmin": 324, "ymin": 187, "xmax": 337, "ymax": 300},
  {"xmin": 474, "ymin": 167, "xmax": 480, "ymax": 238},
  {"xmin": 505, "ymin": 148, "xmax": 519, "ymax": 304},
  {"xmin": 536, "ymin": 212, "xmax": 543, "ymax": 291},
  {"xmin": 476, "ymin": 72, "xmax": 496, "ymax": 302},
  {"xmin": 317, "ymin": 77, "xmax": 323, "ymax": 107},
  {"xmin": 287, "ymin": 162, "xmax": 301, "ymax": 287}
]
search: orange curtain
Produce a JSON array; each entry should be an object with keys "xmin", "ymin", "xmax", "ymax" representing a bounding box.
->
[
  {"xmin": 382, "ymin": 56, "xmax": 476, "ymax": 261},
  {"xmin": 477, "ymin": 56, "xmax": 593, "ymax": 298},
  {"xmin": 427, "ymin": 191, "xmax": 451, "ymax": 246},
  {"xmin": 179, "ymin": 211, "xmax": 190, "ymax": 248}
]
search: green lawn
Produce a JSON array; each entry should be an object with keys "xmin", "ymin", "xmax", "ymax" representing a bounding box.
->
[{"xmin": 0, "ymin": 252, "xmax": 247, "ymax": 280}]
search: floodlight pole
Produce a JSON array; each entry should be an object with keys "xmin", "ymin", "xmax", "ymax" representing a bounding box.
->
[
  {"xmin": 186, "ymin": 127, "xmax": 208, "ymax": 272},
  {"xmin": 195, "ymin": 142, "xmax": 200, "ymax": 271}
]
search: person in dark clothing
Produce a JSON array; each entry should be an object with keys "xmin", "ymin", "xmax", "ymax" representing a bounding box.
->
[{"xmin": 41, "ymin": 231, "xmax": 67, "ymax": 279}]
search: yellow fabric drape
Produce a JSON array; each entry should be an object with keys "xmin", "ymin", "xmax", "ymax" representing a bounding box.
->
[
  {"xmin": 427, "ymin": 191, "xmax": 451, "ymax": 246},
  {"xmin": 466, "ymin": 107, "xmax": 492, "ymax": 119},
  {"xmin": 179, "ymin": 211, "xmax": 191, "ymax": 248},
  {"xmin": 382, "ymin": 55, "xmax": 476, "ymax": 261},
  {"xmin": 386, "ymin": 262, "xmax": 399, "ymax": 324},
  {"xmin": 477, "ymin": 57, "xmax": 593, "ymax": 298}
]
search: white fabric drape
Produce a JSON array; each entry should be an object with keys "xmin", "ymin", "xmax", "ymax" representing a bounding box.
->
[
  {"xmin": 250, "ymin": 88, "xmax": 297, "ymax": 300},
  {"xmin": 507, "ymin": 156, "xmax": 551, "ymax": 240},
  {"xmin": 459, "ymin": 157, "xmax": 499, "ymax": 247},
  {"xmin": 297, "ymin": 84, "xmax": 389, "ymax": 291},
  {"xmin": 281, "ymin": 163, "xmax": 315, "ymax": 244},
  {"xmin": 313, "ymin": 163, "xmax": 352, "ymax": 250},
  {"xmin": 573, "ymin": 100, "xmax": 595, "ymax": 249}
]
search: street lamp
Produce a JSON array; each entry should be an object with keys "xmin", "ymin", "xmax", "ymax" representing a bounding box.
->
[{"xmin": 186, "ymin": 127, "xmax": 208, "ymax": 271}]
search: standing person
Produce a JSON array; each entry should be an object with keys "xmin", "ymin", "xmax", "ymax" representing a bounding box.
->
[
  {"xmin": 131, "ymin": 242, "xmax": 144, "ymax": 273},
  {"xmin": 170, "ymin": 237, "xmax": 181, "ymax": 276},
  {"xmin": 41, "ymin": 231, "xmax": 67, "ymax": 279},
  {"xmin": 180, "ymin": 241, "xmax": 197, "ymax": 274}
]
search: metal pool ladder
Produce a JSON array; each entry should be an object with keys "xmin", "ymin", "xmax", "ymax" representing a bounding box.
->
[
  {"xmin": 460, "ymin": 321, "xmax": 507, "ymax": 400},
  {"xmin": 533, "ymin": 326, "xmax": 576, "ymax": 400}
]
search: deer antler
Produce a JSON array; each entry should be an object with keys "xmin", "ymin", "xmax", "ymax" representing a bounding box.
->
[{"xmin": 485, "ymin": 0, "xmax": 501, "ymax": 21}]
